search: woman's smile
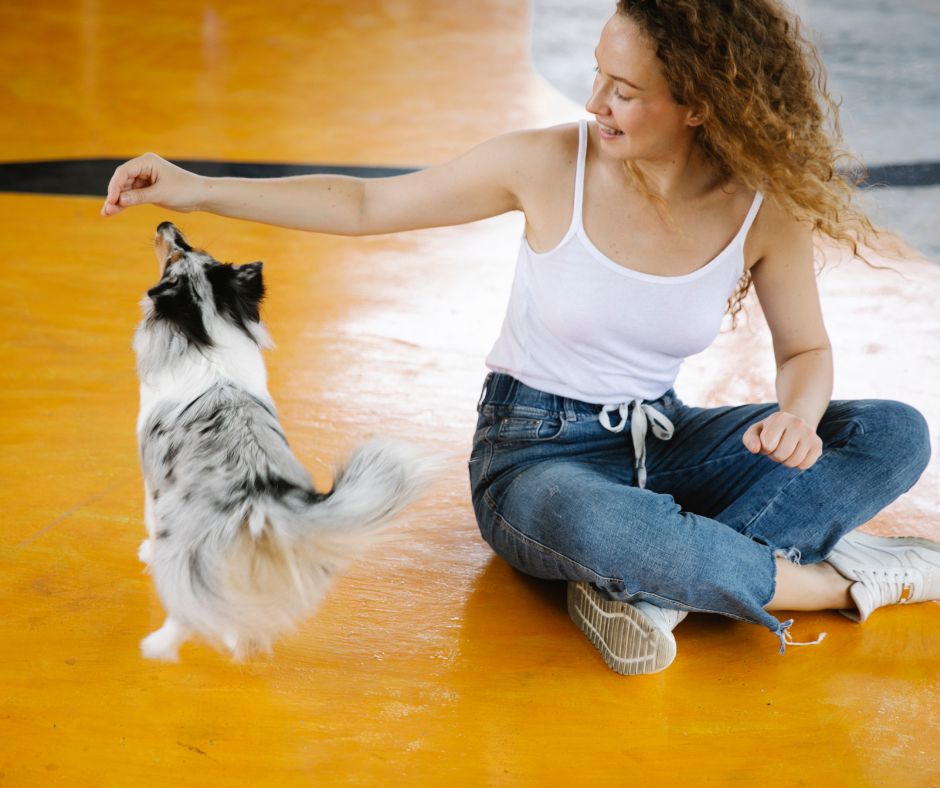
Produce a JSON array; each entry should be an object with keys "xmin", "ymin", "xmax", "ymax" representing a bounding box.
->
[{"xmin": 597, "ymin": 120, "xmax": 625, "ymax": 139}]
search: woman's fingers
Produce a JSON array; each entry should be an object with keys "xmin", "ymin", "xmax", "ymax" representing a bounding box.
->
[
  {"xmin": 796, "ymin": 440, "xmax": 823, "ymax": 470},
  {"xmin": 781, "ymin": 441, "xmax": 811, "ymax": 469},
  {"xmin": 770, "ymin": 430, "xmax": 800, "ymax": 464},
  {"xmin": 742, "ymin": 412, "xmax": 823, "ymax": 469},
  {"xmin": 742, "ymin": 422, "xmax": 763, "ymax": 453},
  {"xmin": 102, "ymin": 154, "xmax": 161, "ymax": 215},
  {"xmin": 118, "ymin": 184, "xmax": 158, "ymax": 208},
  {"xmin": 107, "ymin": 157, "xmax": 147, "ymax": 200},
  {"xmin": 745, "ymin": 418, "xmax": 786, "ymax": 455},
  {"xmin": 101, "ymin": 153, "xmax": 203, "ymax": 217}
]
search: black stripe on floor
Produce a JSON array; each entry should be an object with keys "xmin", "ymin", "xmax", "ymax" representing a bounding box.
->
[{"xmin": 0, "ymin": 158, "xmax": 938, "ymax": 197}]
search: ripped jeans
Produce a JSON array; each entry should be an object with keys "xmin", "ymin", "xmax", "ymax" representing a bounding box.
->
[{"xmin": 468, "ymin": 373, "xmax": 932, "ymax": 653}]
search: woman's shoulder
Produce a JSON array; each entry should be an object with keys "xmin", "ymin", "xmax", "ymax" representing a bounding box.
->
[
  {"xmin": 496, "ymin": 122, "xmax": 580, "ymax": 160},
  {"xmin": 744, "ymin": 190, "xmax": 814, "ymax": 272},
  {"xmin": 747, "ymin": 192, "xmax": 809, "ymax": 241},
  {"xmin": 495, "ymin": 122, "xmax": 581, "ymax": 190}
]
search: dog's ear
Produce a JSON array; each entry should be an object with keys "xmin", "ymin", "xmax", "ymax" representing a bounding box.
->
[
  {"xmin": 233, "ymin": 262, "xmax": 264, "ymax": 317},
  {"xmin": 206, "ymin": 261, "xmax": 265, "ymax": 331},
  {"xmin": 146, "ymin": 275, "xmax": 212, "ymax": 347}
]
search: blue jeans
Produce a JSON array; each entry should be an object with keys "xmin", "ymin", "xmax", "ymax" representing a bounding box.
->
[{"xmin": 468, "ymin": 372, "xmax": 931, "ymax": 652}]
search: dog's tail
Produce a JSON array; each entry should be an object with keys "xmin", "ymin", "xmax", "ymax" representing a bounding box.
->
[
  {"xmin": 207, "ymin": 438, "xmax": 439, "ymax": 657},
  {"xmin": 286, "ymin": 437, "xmax": 440, "ymax": 553}
]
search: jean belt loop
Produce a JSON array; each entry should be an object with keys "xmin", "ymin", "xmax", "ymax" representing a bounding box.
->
[
  {"xmin": 563, "ymin": 396, "xmax": 577, "ymax": 422},
  {"xmin": 506, "ymin": 374, "xmax": 519, "ymax": 404},
  {"xmin": 477, "ymin": 373, "xmax": 493, "ymax": 410}
]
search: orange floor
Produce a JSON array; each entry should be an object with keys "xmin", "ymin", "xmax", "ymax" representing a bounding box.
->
[{"xmin": 1, "ymin": 2, "xmax": 938, "ymax": 785}]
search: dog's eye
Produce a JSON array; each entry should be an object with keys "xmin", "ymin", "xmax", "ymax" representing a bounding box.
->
[{"xmin": 166, "ymin": 275, "xmax": 178, "ymax": 285}]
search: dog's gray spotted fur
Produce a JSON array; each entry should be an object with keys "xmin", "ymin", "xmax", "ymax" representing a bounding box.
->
[{"xmin": 135, "ymin": 223, "xmax": 436, "ymax": 662}]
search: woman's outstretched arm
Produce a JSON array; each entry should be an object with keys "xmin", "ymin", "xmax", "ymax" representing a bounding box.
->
[{"xmin": 101, "ymin": 129, "xmax": 540, "ymax": 236}]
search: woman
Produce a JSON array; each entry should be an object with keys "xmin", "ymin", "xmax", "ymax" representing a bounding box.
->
[{"xmin": 102, "ymin": 0, "xmax": 936, "ymax": 675}]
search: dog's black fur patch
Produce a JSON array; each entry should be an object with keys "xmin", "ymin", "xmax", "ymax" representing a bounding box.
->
[
  {"xmin": 206, "ymin": 262, "xmax": 265, "ymax": 338},
  {"xmin": 147, "ymin": 275, "xmax": 212, "ymax": 348}
]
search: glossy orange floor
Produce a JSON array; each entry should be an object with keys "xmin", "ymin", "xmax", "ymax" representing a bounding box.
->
[{"xmin": 1, "ymin": 2, "xmax": 938, "ymax": 785}]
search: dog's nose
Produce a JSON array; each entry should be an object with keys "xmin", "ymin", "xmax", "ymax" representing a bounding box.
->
[
  {"xmin": 155, "ymin": 222, "xmax": 178, "ymax": 248},
  {"xmin": 154, "ymin": 222, "xmax": 190, "ymax": 271},
  {"xmin": 155, "ymin": 222, "xmax": 192, "ymax": 252}
]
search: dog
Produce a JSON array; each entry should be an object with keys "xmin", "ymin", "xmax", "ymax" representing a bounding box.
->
[{"xmin": 134, "ymin": 221, "xmax": 435, "ymax": 661}]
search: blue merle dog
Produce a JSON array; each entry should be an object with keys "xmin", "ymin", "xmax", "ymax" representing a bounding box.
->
[{"xmin": 134, "ymin": 222, "xmax": 434, "ymax": 661}]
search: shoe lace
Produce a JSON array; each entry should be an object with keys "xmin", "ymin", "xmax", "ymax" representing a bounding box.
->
[{"xmin": 868, "ymin": 567, "xmax": 917, "ymax": 603}]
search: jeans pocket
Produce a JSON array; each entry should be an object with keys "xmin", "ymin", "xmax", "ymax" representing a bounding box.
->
[{"xmin": 492, "ymin": 405, "xmax": 567, "ymax": 445}]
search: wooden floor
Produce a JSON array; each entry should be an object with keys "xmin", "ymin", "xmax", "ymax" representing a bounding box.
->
[{"xmin": 1, "ymin": 1, "xmax": 938, "ymax": 785}]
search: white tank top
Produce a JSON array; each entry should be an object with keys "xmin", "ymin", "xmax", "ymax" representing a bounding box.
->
[{"xmin": 485, "ymin": 118, "xmax": 764, "ymax": 405}]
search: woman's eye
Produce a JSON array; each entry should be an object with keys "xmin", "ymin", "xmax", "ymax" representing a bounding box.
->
[{"xmin": 594, "ymin": 66, "xmax": 630, "ymax": 101}]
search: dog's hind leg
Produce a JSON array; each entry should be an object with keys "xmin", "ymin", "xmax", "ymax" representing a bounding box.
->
[
  {"xmin": 223, "ymin": 632, "xmax": 245, "ymax": 661},
  {"xmin": 223, "ymin": 631, "xmax": 271, "ymax": 662},
  {"xmin": 141, "ymin": 616, "xmax": 191, "ymax": 662}
]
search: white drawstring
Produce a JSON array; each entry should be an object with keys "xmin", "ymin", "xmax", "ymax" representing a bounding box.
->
[
  {"xmin": 783, "ymin": 629, "xmax": 828, "ymax": 647},
  {"xmin": 776, "ymin": 618, "xmax": 828, "ymax": 655},
  {"xmin": 598, "ymin": 400, "xmax": 675, "ymax": 488}
]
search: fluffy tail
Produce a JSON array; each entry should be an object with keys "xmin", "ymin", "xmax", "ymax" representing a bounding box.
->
[
  {"xmin": 305, "ymin": 438, "xmax": 439, "ymax": 536},
  {"xmin": 249, "ymin": 435, "xmax": 441, "ymax": 587}
]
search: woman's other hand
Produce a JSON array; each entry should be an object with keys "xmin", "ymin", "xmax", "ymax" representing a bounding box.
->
[
  {"xmin": 742, "ymin": 411, "xmax": 823, "ymax": 470},
  {"xmin": 101, "ymin": 153, "xmax": 205, "ymax": 217}
]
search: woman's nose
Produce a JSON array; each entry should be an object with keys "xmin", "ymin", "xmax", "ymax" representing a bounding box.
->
[{"xmin": 585, "ymin": 80, "xmax": 608, "ymax": 115}]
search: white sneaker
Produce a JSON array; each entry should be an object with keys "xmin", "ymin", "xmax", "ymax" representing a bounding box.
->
[
  {"xmin": 825, "ymin": 531, "xmax": 940, "ymax": 623},
  {"xmin": 567, "ymin": 582, "xmax": 688, "ymax": 675}
]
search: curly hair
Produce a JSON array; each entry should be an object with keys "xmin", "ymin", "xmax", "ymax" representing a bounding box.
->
[{"xmin": 615, "ymin": 0, "xmax": 893, "ymax": 325}]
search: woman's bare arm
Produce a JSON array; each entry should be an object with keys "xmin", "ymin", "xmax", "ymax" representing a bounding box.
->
[
  {"xmin": 102, "ymin": 129, "xmax": 541, "ymax": 236},
  {"xmin": 750, "ymin": 206, "xmax": 833, "ymax": 428},
  {"xmin": 743, "ymin": 203, "xmax": 833, "ymax": 469}
]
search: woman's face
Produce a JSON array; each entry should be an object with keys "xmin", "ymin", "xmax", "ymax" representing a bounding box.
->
[{"xmin": 585, "ymin": 13, "xmax": 699, "ymax": 162}]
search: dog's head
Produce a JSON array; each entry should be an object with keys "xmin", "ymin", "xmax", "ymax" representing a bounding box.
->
[{"xmin": 143, "ymin": 222, "xmax": 266, "ymax": 348}]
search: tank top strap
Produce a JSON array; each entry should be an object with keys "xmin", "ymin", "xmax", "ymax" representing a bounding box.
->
[
  {"xmin": 572, "ymin": 119, "xmax": 589, "ymax": 233},
  {"xmin": 738, "ymin": 191, "xmax": 764, "ymax": 242}
]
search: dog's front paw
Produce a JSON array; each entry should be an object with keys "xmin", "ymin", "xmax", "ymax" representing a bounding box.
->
[
  {"xmin": 140, "ymin": 630, "xmax": 179, "ymax": 662},
  {"xmin": 138, "ymin": 538, "xmax": 153, "ymax": 566},
  {"xmin": 140, "ymin": 618, "xmax": 189, "ymax": 662}
]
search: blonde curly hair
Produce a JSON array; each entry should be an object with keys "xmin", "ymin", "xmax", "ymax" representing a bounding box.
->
[{"xmin": 616, "ymin": 0, "xmax": 894, "ymax": 325}]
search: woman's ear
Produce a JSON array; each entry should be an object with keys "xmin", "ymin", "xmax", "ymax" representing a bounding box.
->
[{"xmin": 683, "ymin": 101, "xmax": 708, "ymax": 128}]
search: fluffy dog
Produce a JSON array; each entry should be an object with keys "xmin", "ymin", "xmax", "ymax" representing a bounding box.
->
[{"xmin": 134, "ymin": 221, "xmax": 434, "ymax": 661}]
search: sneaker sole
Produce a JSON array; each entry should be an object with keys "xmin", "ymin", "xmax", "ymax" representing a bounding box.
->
[{"xmin": 567, "ymin": 582, "xmax": 676, "ymax": 675}]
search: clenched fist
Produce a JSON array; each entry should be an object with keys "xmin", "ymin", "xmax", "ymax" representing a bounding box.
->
[{"xmin": 742, "ymin": 411, "xmax": 822, "ymax": 470}]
